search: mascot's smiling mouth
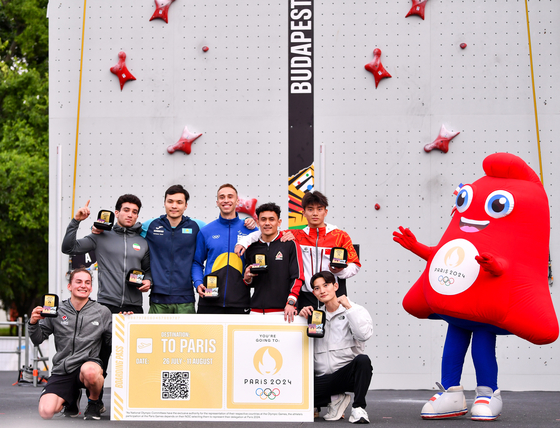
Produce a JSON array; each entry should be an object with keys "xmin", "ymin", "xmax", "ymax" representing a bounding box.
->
[{"xmin": 460, "ymin": 217, "xmax": 490, "ymax": 233}]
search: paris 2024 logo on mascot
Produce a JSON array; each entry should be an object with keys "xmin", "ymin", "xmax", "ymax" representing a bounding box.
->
[{"xmin": 393, "ymin": 152, "xmax": 558, "ymax": 421}]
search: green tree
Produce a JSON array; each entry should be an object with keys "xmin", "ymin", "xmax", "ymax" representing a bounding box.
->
[
  {"xmin": 0, "ymin": 0, "xmax": 49, "ymax": 326},
  {"xmin": 0, "ymin": 0, "xmax": 49, "ymax": 74}
]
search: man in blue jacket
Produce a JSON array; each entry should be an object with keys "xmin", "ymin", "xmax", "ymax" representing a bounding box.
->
[
  {"xmin": 142, "ymin": 184, "xmax": 205, "ymax": 314},
  {"xmin": 192, "ymin": 184, "xmax": 255, "ymax": 314}
]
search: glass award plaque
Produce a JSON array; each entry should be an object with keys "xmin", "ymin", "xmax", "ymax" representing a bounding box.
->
[
  {"xmin": 203, "ymin": 275, "xmax": 219, "ymax": 299},
  {"xmin": 126, "ymin": 269, "xmax": 145, "ymax": 288},
  {"xmin": 41, "ymin": 294, "xmax": 59, "ymax": 318},
  {"xmin": 94, "ymin": 210, "xmax": 115, "ymax": 231},
  {"xmin": 329, "ymin": 247, "xmax": 348, "ymax": 269},
  {"xmin": 307, "ymin": 309, "xmax": 325, "ymax": 338}
]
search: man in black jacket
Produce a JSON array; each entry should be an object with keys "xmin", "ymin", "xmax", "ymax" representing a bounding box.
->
[
  {"xmin": 29, "ymin": 268, "xmax": 112, "ymax": 420},
  {"xmin": 243, "ymin": 203, "xmax": 304, "ymax": 322}
]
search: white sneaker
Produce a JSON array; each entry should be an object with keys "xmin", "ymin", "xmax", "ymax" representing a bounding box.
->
[
  {"xmin": 471, "ymin": 386, "xmax": 502, "ymax": 421},
  {"xmin": 421, "ymin": 382, "xmax": 468, "ymax": 419},
  {"xmin": 349, "ymin": 407, "xmax": 370, "ymax": 424},
  {"xmin": 324, "ymin": 393, "xmax": 351, "ymax": 421}
]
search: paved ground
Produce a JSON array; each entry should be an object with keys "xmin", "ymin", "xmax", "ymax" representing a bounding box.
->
[{"xmin": 1, "ymin": 371, "xmax": 558, "ymax": 427}]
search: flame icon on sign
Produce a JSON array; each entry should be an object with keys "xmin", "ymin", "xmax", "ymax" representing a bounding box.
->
[
  {"xmin": 444, "ymin": 246, "xmax": 465, "ymax": 268},
  {"xmin": 253, "ymin": 346, "xmax": 283, "ymax": 375}
]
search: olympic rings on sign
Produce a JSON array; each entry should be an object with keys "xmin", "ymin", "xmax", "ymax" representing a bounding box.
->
[
  {"xmin": 438, "ymin": 275, "xmax": 455, "ymax": 287},
  {"xmin": 255, "ymin": 387, "xmax": 281, "ymax": 400}
]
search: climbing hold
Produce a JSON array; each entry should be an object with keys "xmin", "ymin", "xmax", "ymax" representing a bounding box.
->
[
  {"xmin": 167, "ymin": 126, "xmax": 202, "ymax": 155},
  {"xmin": 364, "ymin": 48, "xmax": 392, "ymax": 88},
  {"xmin": 236, "ymin": 197, "xmax": 258, "ymax": 220},
  {"xmin": 109, "ymin": 51, "xmax": 136, "ymax": 91},
  {"xmin": 149, "ymin": 0, "xmax": 176, "ymax": 24},
  {"xmin": 424, "ymin": 125, "xmax": 460, "ymax": 154},
  {"xmin": 405, "ymin": 0, "xmax": 429, "ymax": 20}
]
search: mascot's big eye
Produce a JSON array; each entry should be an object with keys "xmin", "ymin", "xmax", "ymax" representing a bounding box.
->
[
  {"xmin": 455, "ymin": 186, "xmax": 473, "ymax": 213},
  {"xmin": 485, "ymin": 190, "xmax": 514, "ymax": 218}
]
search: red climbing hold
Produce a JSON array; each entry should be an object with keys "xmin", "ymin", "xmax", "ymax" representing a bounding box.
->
[
  {"xmin": 405, "ymin": 0, "xmax": 429, "ymax": 20},
  {"xmin": 110, "ymin": 51, "xmax": 136, "ymax": 91},
  {"xmin": 149, "ymin": 0, "xmax": 176, "ymax": 24},
  {"xmin": 364, "ymin": 48, "xmax": 392, "ymax": 88},
  {"xmin": 424, "ymin": 125, "xmax": 460, "ymax": 154},
  {"xmin": 167, "ymin": 126, "xmax": 202, "ymax": 155},
  {"xmin": 236, "ymin": 197, "xmax": 258, "ymax": 220}
]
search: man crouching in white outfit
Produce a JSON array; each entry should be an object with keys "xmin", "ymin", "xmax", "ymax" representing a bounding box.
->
[{"xmin": 299, "ymin": 271, "xmax": 373, "ymax": 424}]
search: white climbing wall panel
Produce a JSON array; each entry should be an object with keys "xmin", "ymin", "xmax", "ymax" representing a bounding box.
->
[{"xmin": 49, "ymin": 0, "xmax": 559, "ymax": 391}]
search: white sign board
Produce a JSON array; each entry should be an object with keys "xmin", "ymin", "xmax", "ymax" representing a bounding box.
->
[{"xmin": 111, "ymin": 314, "xmax": 313, "ymax": 421}]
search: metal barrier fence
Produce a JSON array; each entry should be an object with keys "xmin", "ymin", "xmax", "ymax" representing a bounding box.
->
[
  {"xmin": 1, "ymin": 316, "xmax": 49, "ymax": 386},
  {"xmin": 0, "ymin": 317, "xmax": 24, "ymax": 371}
]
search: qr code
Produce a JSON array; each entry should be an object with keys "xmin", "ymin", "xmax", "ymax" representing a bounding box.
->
[{"xmin": 161, "ymin": 371, "xmax": 190, "ymax": 400}]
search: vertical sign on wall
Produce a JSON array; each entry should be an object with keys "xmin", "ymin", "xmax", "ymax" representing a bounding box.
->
[{"xmin": 288, "ymin": 1, "xmax": 314, "ymax": 229}]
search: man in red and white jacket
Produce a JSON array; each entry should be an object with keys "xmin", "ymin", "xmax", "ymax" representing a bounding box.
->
[{"xmin": 236, "ymin": 191, "xmax": 360, "ymax": 310}]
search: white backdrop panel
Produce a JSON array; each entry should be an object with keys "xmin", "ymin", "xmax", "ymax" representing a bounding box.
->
[{"xmin": 49, "ymin": 0, "xmax": 559, "ymax": 391}]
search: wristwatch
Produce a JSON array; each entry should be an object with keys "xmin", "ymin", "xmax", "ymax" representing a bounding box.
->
[{"xmin": 287, "ymin": 298, "xmax": 296, "ymax": 307}]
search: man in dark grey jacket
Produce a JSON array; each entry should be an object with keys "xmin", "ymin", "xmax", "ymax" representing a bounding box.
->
[
  {"xmin": 62, "ymin": 194, "xmax": 151, "ymax": 412},
  {"xmin": 62, "ymin": 194, "xmax": 152, "ymax": 313},
  {"xmin": 29, "ymin": 268, "xmax": 112, "ymax": 420}
]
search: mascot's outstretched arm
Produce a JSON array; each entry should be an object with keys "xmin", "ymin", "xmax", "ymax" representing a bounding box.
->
[
  {"xmin": 475, "ymin": 252, "xmax": 507, "ymax": 276},
  {"xmin": 392, "ymin": 226, "xmax": 432, "ymax": 260}
]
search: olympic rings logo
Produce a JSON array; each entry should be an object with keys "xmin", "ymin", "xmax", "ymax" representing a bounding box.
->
[
  {"xmin": 255, "ymin": 388, "xmax": 280, "ymax": 400},
  {"xmin": 438, "ymin": 275, "xmax": 455, "ymax": 287}
]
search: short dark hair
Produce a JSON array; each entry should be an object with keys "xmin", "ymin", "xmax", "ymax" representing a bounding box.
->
[
  {"xmin": 115, "ymin": 194, "xmax": 142, "ymax": 213},
  {"xmin": 302, "ymin": 191, "xmax": 329, "ymax": 210},
  {"xmin": 256, "ymin": 202, "xmax": 281, "ymax": 219},
  {"xmin": 217, "ymin": 183, "xmax": 238, "ymax": 196},
  {"xmin": 69, "ymin": 267, "xmax": 93, "ymax": 283},
  {"xmin": 165, "ymin": 184, "xmax": 190, "ymax": 203},
  {"xmin": 310, "ymin": 270, "xmax": 336, "ymax": 287}
]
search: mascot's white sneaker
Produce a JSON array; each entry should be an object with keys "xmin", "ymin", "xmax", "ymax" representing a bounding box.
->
[
  {"xmin": 471, "ymin": 386, "xmax": 502, "ymax": 421},
  {"xmin": 421, "ymin": 382, "xmax": 468, "ymax": 419}
]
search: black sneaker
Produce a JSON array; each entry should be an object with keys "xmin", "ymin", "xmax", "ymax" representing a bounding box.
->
[
  {"xmin": 84, "ymin": 399, "xmax": 103, "ymax": 420},
  {"xmin": 62, "ymin": 389, "xmax": 82, "ymax": 417},
  {"xmin": 86, "ymin": 388, "xmax": 106, "ymax": 414}
]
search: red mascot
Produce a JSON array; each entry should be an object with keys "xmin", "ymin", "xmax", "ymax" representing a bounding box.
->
[{"xmin": 393, "ymin": 153, "xmax": 558, "ymax": 421}]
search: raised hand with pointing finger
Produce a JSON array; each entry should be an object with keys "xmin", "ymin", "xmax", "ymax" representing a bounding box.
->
[{"xmin": 74, "ymin": 200, "xmax": 91, "ymax": 222}]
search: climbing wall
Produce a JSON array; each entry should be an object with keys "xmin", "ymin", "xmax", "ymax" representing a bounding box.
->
[{"xmin": 48, "ymin": 0, "xmax": 560, "ymax": 391}]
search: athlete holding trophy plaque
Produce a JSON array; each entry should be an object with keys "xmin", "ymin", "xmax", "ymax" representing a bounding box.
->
[
  {"xmin": 236, "ymin": 191, "xmax": 360, "ymax": 310},
  {"xmin": 243, "ymin": 203, "xmax": 304, "ymax": 323}
]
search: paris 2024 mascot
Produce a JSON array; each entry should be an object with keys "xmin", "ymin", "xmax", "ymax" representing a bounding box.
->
[{"xmin": 393, "ymin": 153, "xmax": 558, "ymax": 421}]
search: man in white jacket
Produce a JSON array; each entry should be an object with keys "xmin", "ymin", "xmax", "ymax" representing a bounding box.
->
[{"xmin": 299, "ymin": 271, "xmax": 373, "ymax": 424}]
